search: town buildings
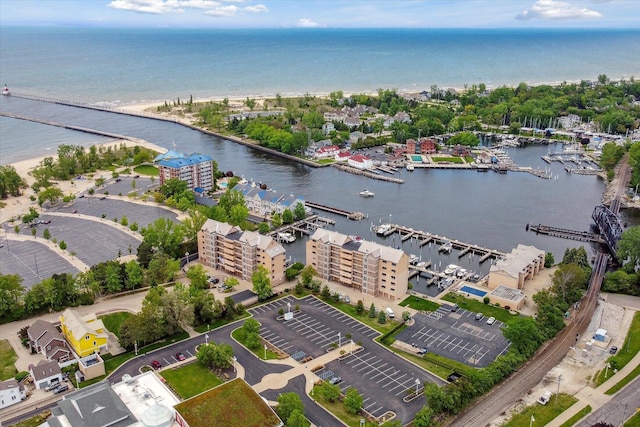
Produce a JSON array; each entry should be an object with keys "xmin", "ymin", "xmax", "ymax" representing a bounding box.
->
[
  {"xmin": 198, "ymin": 219, "xmax": 287, "ymax": 285},
  {"xmin": 405, "ymin": 138, "xmax": 436, "ymax": 154},
  {"xmin": 306, "ymin": 229, "xmax": 409, "ymax": 300},
  {"xmin": 156, "ymin": 152, "xmax": 214, "ymax": 192},
  {"xmin": 488, "ymin": 244, "xmax": 545, "ymax": 290},
  {"xmin": 232, "ymin": 182, "xmax": 306, "ymax": 218},
  {"xmin": 0, "ymin": 379, "xmax": 26, "ymax": 410},
  {"xmin": 59, "ymin": 309, "xmax": 109, "ymax": 358},
  {"xmin": 27, "ymin": 319, "xmax": 71, "ymax": 363},
  {"xmin": 30, "ymin": 359, "xmax": 62, "ymax": 390}
]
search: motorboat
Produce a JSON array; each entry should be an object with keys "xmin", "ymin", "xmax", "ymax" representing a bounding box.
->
[
  {"xmin": 456, "ymin": 268, "xmax": 467, "ymax": 278},
  {"xmin": 406, "ymin": 163, "xmax": 415, "ymax": 171},
  {"xmin": 409, "ymin": 254, "xmax": 419, "ymax": 265},
  {"xmin": 375, "ymin": 223, "xmax": 392, "ymax": 235},
  {"xmin": 277, "ymin": 232, "xmax": 296, "ymax": 243},
  {"xmin": 439, "ymin": 241, "xmax": 453, "ymax": 253},
  {"xmin": 2, "ymin": 84, "xmax": 10, "ymax": 96},
  {"xmin": 444, "ymin": 264, "xmax": 459, "ymax": 275},
  {"xmin": 359, "ymin": 189, "xmax": 374, "ymax": 197},
  {"xmin": 416, "ymin": 261, "xmax": 427, "ymax": 268}
]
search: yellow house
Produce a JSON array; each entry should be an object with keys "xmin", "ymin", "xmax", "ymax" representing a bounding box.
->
[{"xmin": 59, "ymin": 309, "xmax": 109, "ymax": 357}]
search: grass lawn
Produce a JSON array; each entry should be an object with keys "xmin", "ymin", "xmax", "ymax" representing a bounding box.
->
[
  {"xmin": 160, "ymin": 362, "xmax": 222, "ymax": 399},
  {"xmin": 432, "ymin": 156, "xmax": 464, "ymax": 164},
  {"xmin": 133, "ymin": 164, "xmax": 159, "ymax": 176},
  {"xmin": 388, "ymin": 346, "xmax": 473, "ymax": 379},
  {"xmin": 322, "ymin": 298, "xmax": 397, "ymax": 335},
  {"xmin": 231, "ymin": 328, "xmax": 279, "ymax": 360},
  {"xmin": 625, "ymin": 410, "xmax": 640, "ymax": 427},
  {"xmin": 0, "ymin": 339, "xmax": 18, "ymax": 380},
  {"xmin": 99, "ymin": 311, "xmax": 132, "ymax": 338},
  {"xmin": 503, "ymin": 394, "xmax": 578, "ymax": 427},
  {"xmin": 595, "ymin": 311, "xmax": 640, "ymax": 387},
  {"xmin": 559, "ymin": 405, "xmax": 591, "ymax": 427},
  {"xmin": 192, "ymin": 311, "xmax": 250, "ymax": 333},
  {"xmin": 318, "ymin": 159, "xmax": 334, "ymax": 164},
  {"xmin": 6, "ymin": 411, "xmax": 51, "ymax": 427},
  {"xmin": 175, "ymin": 378, "xmax": 279, "ymax": 426},
  {"xmin": 311, "ymin": 384, "xmax": 389, "ymax": 427},
  {"xmin": 443, "ymin": 293, "xmax": 518, "ymax": 323},
  {"xmin": 605, "ymin": 363, "xmax": 640, "ymax": 395},
  {"xmin": 399, "ymin": 295, "xmax": 440, "ymax": 312}
]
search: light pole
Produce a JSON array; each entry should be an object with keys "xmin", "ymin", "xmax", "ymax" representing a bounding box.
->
[
  {"xmin": 205, "ymin": 334, "xmax": 209, "ymax": 345},
  {"xmin": 350, "ymin": 339, "xmax": 354, "ymax": 355},
  {"xmin": 415, "ymin": 378, "xmax": 420, "ymax": 395},
  {"xmin": 556, "ymin": 375, "xmax": 561, "ymax": 407},
  {"xmin": 232, "ymin": 356, "xmax": 237, "ymax": 373},
  {"xmin": 287, "ymin": 302, "xmax": 291, "ymax": 313},
  {"xmin": 134, "ymin": 341, "xmax": 138, "ymax": 356},
  {"xmin": 605, "ymin": 363, "xmax": 610, "ymax": 378},
  {"xmin": 185, "ymin": 252, "xmax": 189, "ymax": 264},
  {"xmin": 338, "ymin": 332, "xmax": 341, "ymax": 348},
  {"xmin": 264, "ymin": 344, "xmax": 267, "ymax": 360}
]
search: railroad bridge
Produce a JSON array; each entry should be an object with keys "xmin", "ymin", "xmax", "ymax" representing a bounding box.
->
[{"xmin": 592, "ymin": 204, "xmax": 623, "ymax": 256}]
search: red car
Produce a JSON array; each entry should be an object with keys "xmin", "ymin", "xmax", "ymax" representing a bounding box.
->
[
  {"xmin": 151, "ymin": 360, "xmax": 162, "ymax": 370},
  {"xmin": 175, "ymin": 352, "xmax": 186, "ymax": 361}
]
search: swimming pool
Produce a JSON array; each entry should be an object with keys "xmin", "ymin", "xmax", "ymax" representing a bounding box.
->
[
  {"xmin": 411, "ymin": 155, "xmax": 422, "ymax": 162},
  {"xmin": 460, "ymin": 285, "xmax": 487, "ymax": 298}
]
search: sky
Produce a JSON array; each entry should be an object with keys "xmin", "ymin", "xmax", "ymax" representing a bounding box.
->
[{"xmin": 0, "ymin": 0, "xmax": 638, "ymax": 29}]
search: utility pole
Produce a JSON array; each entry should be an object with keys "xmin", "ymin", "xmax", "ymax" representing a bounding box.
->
[{"xmin": 556, "ymin": 375, "xmax": 561, "ymax": 407}]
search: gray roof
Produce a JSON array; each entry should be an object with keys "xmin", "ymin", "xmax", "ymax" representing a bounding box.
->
[
  {"xmin": 30, "ymin": 360, "xmax": 61, "ymax": 382},
  {"xmin": 55, "ymin": 381, "xmax": 136, "ymax": 427}
]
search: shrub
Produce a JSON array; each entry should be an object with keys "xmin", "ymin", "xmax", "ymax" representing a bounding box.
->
[
  {"xmin": 483, "ymin": 296, "xmax": 490, "ymax": 304},
  {"xmin": 59, "ymin": 240, "xmax": 67, "ymax": 250}
]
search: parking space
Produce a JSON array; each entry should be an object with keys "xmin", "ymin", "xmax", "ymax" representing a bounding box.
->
[
  {"xmin": 0, "ymin": 240, "xmax": 80, "ymax": 288},
  {"xmin": 396, "ymin": 304, "xmax": 510, "ymax": 368},
  {"xmin": 249, "ymin": 295, "xmax": 443, "ymax": 423}
]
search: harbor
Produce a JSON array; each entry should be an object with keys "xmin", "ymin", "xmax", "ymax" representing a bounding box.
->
[{"xmin": 269, "ymin": 214, "xmax": 335, "ymax": 242}]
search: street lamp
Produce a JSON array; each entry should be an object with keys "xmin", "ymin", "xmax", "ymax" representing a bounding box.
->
[
  {"xmin": 232, "ymin": 356, "xmax": 237, "ymax": 373},
  {"xmin": 287, "ymin": 302, "xmax": 291, "ymax": 313},
  {"xmin": 415, "ymin": 378, "xmax": 420, "ymax": 394},
  {"xmin": 205, "ymin": 334, "xmax": 209, "ymax": 345},
  {"xmin": 338, "ymin": 332, "xmax": 341, "ymax": 348},
  {"xmin": 185, "ymin": 252, "xmax": 189, "ymax": 263},
  {"xmin": 264, "ymin": 344, "xmax": 267, "ymax": 360}
]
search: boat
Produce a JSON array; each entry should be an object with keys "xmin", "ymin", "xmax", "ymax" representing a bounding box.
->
[
  {"xmin": 277, "ymin": 232, "xmax": 296, "ymax": 243},
  {"xmin": 359, "ymin": 189, "xmax": 374, "ymax": 197},
  {"xmin": 416, "ymin": 261, "xmax": 427, "ymax": 268},
  {"xmin": 456, "ymin": 268, "xmax": 467, "ymax": 278},
  {"xmin": 2, "ymin": 84, "xmax": 10, "ymax": 96},
  {"xmin": 444, "ymin": 264, "xmax": 459, "ymax": 275},
  {"xmin": 406, "ymin": 163, "xmax": 415, "ymax": 171},
  {"xmin": 348, "ymin": 235, "xmax": 363, "ymax": 242},
  {"xmin": 439, "ymin": 241, "xmax": 452, "ymax": 253},
  {"xmin": 375, "ymin": 223, "xmax": 392, "ymax": 235},
  {"xmin": 409, "ymin": 254, "xmax": 419, "ymax": 265}
]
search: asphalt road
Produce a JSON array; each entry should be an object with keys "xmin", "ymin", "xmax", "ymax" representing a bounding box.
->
[{"xmin": 576, "ymin": 376, "xmax": 640, "ymax": 427}]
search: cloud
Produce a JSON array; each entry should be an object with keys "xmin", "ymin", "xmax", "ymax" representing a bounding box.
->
[
  {"xmin": 108, "ymin": 0, "xmax": 182, "ymax": 14},
  {"xmin": 108, "ymin": 0, "xmax": 264, "ymax": 17},
  {"xmin": 204, "ymin": 5, "xmax": 238, "ymax": 16},
  {"xmin": 516, "ymin": 0, "xmax": 603, "ymax": 20},
  {"xmin": 296, "ymin": 18, "xmax": 320, "ymax": 28},
  {"xmin": 243, "ymin": 4, "xmax": 268, "ymax": 13}
]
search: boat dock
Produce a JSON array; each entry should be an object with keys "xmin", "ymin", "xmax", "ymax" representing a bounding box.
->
[
  {"xmin": 392, "ymin": 225, "xmax": 505, "ymax": 263},
  {"xmin": 306, "ymin": 201, "xmax": 366, "ymax": 221},
  {"xmin": 332, "ymin": 163, "xmax": 405, "ymax": 184},
  {"xmin": 527, "ymin": 224, "xmax": 604, "ymax": 243},
  {"xmin": 269, "ymin": 215, "xmax": 335, "ymax": 239}
]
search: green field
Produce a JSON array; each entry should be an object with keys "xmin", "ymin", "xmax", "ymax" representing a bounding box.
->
[
  {"xmin": 0, "ymin": 339, "xmax": 18, "ymax": 380},
  {"xmin": 443, "ymin": 293, "xmax": 518, "ymax": 323},
  {"xmin": 559, "ymin": 405, "xmax": 591, "ymax": 427},
  {"xmin": 160, "ymin": 362, "xmax": 223, "ymax": 399},
  {"xmin": 503, "ymin": 394, "xmax": 578, "ymax": 427},
  {"xmin": 133, "ymin": 164, "xmax": 159, "ymax": 176},
  {"xmin": 99, "ymin": 311, "xmax": 132, "ymax": 338},
  {"xmin": 596, "ymin": 311, "xmax": 640, "ymax": 387},
  {"xmin": 399, "ymin": 295, "xmax": 440, "ymax": 312},
  {"xmin": 432, "ymin": 156, "xmax": 464, "ymax": 164},
  {"xmin": 625, "ymin": 410, "xmax": 640, "ymax": 427}
]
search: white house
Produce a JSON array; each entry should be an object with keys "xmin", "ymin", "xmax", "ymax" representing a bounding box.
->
[
  {"xmin": 314, "ymin": 145, "xmax": 339, "ymax": 159},
  {"xmin": 322, "ymin": 122, "xmax": 335, "ymax": 135},
  {"xmin": 348, "ymin": 154, "xmax": 373, "ymax": 170},
  {"xmin": 30, "ymin": 359, "xmax": 63, "ymax": 390},
  {"xmin": 0, "ymin": 379, "xmax": 26, "ymax": 409},
  {"xmin": 334, "ymin": 151, "xmax": 351, "ymax": 162}
]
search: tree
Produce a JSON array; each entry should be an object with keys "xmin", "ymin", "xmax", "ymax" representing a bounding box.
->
[
  {"xmin": 252, "ymin": 265, "xmax": 273, "ymax": 301},
  {"xmin": 229, "ymin": 203, "xmax": 249, "ymax": 226},
  {"xmin": 258, "ymin": 222, "xmax": 270, "ymax": 234},
  {"xmin": 447, "ymin": 131, "xmax": 479, "ymax": 146},
  {"xmin": 293, "ymin": 202, "xmax": 306, "ymax": 220},
  {"xmin": 321, "ymin": 284, "xmax": 331, "ymax": 299},
  {"xmin": 105, "ymin": 262, "xmax": 122, "ymax": 294},
  {"xmin": 319, "ymin": 381, "xmax": 340, "ymax": 402},
  {"xmin": 124, "ymin": 260, "xmax": 144, "ymax": 290},
  {"xmin": 22, "ymin": 207, "xmax": 40, "ymax": 224},
  {"xmin": 282, "ymin": 208, "xmax": 294, "ymax": 224},
  {"xmin": 502, "ymin": 316, "xmax": 543, "ymax": 357},
  {"xmin": 276, "ymin": 392, "xmax": 305, "ymax": 423},
  {"xmin": 38, "ymin": 186, "xmax": 64, "ymax": 206},
  {"xmin": 368, "ymin": 303, "xmax": 377, "ymax": 318},
  {"xmin": 413, "ymin": 406, "xmax": 435, "ymax": 427},
  {"xmin": 0, "ymin": 274, "xmax": 25, "ymax": 320},
  {"xmin": 343, "ymin": 387, "xmax": 363, "ymax": 414},
  {"xmin": 617, "ymin": 226, "xmax": 640, "ymax": 270},
  {"xmin": 186, "ymin": 264, "xmax": 208, "ymax": 291},
  {"xmin": 271, "ymin": 212, "xmax": 282, "ymax": 228},
  {"xmin": 43, "ymin": 228, "xmax": 51, "ymax": 240},
  {"xmin": 551, "ymin": 263, "xmax": 587, "ymax": 305},
  {"xmin": 285, "ymin": 410, "xmax": 307, "ymax": 427},
  {"xmin": 355, "ymin": 300, "xmax": 365, "ymax": 315},
  {"xmin": 300, "ymin": 265, "xmax": 316, "ymax": 287},
  {"xmin": 0, "ymin": 165, "xmax": 27, "ymax": 198},
  {"xmin": 140, "ymin": 217, "xmax": 185, "ymax": 259},
  {"xmin": 377, "ymin": 311, "xmax": 387, "ymax": 324},
  {"xmin": 224, "ymin": 276, "xmax": 239, "ymax": 290},
  {"xmin": 544, "ymin": 252, "xmax": 555, "ymax": 268},
  {"xmin": 197, "ymin": 341, "xmax": 234, "ymax": 369}
]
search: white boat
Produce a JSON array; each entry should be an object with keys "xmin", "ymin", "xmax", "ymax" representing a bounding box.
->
[
  {"xmin": 277, "ymin": 232, "xmax": 296, "ymax": 243},
  {"xmin": 359, "ymin": 189, "xmax": 374, "ymax": 197},
  {"xmin": 416, "ymin": 261, "xmax": 427, "ymax": 268},
  {"xmin": 409, "ymin": 254, "xmax": 419, "ymax": 265},
  {"xmin": 375, "ymin": 224, "xmax": 392, "ymax": 235},
  {"xmin": 456, "ymin": 268, "xmax": 467, "ymax": 278},
  {"xmin": 2, "ymin": 84, "xmax": 10, "ymax": 96},
  {"xmin": 406, "ymin": 163, "xmax": 415, "ymax": 171},
  {"xmin": 444, "ymin": 264, "xmax": 459, "ymax": 275},
  {"xmin": 439, "ymin": 241, "xmax": 453, "ymax": 253}
]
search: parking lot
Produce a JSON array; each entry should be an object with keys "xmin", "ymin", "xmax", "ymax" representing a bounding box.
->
[
  {"xmin": 396, "ymin": 304, "xmax": 510, "ymax": 368},
  {"xmin": 0, "ymin": 240, "xmax": 80, "ymax": 288},
  {"xmin": 249, "ymin": 295, "xmax": 444, "ymax": 423}
]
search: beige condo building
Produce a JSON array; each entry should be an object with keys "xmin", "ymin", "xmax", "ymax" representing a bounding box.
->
[
  {"xmin": 306, "ymin": 229, "xmax": 409, "ymax": 300},
  {"xmin": 198, "ymin": 219, "xmax": 287, "ymax": 285}
]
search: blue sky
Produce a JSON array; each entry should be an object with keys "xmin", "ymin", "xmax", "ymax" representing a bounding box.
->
[{"xmin": 0, "ymin": 0, "xmax": 638, "ymax": 29}]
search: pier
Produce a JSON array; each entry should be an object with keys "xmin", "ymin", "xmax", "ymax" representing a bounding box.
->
[
  {"xmin": 270, "ymin": 215, "xmax": 335, "ymax": 239},
  {"xmin": 392, "ymin": 225, "xmax": 505, "ymax": 263},
  {"xmin": 332, "ymin": 163, "xmax": 405, "ymax": 184},
  {"xmin": 527, "ymin": 224, "xmax": 604, "ymax": 243},
  {"xmin": 306, "ymin": 201, "xmax": 366, "ymax": 221}
]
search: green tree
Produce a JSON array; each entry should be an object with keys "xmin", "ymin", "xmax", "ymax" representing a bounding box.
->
[
  {"xmin": 285, "ymin": 410, "xmax": 307, "ymax": 427},
  {"xmin": 447, "ymin": 131, "xmax": 479, "ymax": 146},
  {"xmin": 229, "ymin": 203, "xmax": 249, "ymax": 226},
  {"xmin": 258, "ymin": 222, "xmax": 270, "ymax": 234},
  {"xmin": 59, "ymin": 240, "xmax": 67, "ymax": 250},
  {"xmin": 293, "ymin": 202, "xmax": 306, "ymax": 220},
  {"xmin": 551, "ymin": 262, "xmax": 587, "ymax": 305},
  {"xmin": 377, "ymin": 311, "xmax": 387, "ymax": 324},
  {"xmin": 38, "ymin": 186, "xmax": 64, "ymax": 206},
  {"xmin": 223, "ymin": 276, "xmax": 239, "ymax": 290},
  {"xmin": 271, "ymin": 212, "xmax": 282, "ymax": 228},
  {"xmin": 182, "ymin": 207, "xmax": 209, "ymax": 241},
  {"xmin": 276, "ymin": 392, "xmax": 305, "ymax": 423},
  {"xmin": 124, "ymin": 260, "xmax": 144, "ymax": 290},
  {"xmin": 31, "ymin": 227, "xmax": 37, "ymax": 237},
  {"xmin": 186, "ymin": 264, "xmax": 208, "ymax": 291},
  {"xmin": 299, "ymin": 265, "xmax": 316, "ymax": 287},
  {"xmin": 22, "ymin": 207, "xmax": 40, "ymax": 224},
  {"xmin": 321, "ymin": 284, "xmax": 331, "ymax": 299},
  {"xmin": 105, "ymin": 262, "xmax": 122, "ymax": 294},
  {"xmin": 252, "ymin": 265, "xmax": 273, "ymax": 301},
  {"xmin": 544, "ymin": 252, "xmax": 555, "ymax": 268},
  {"xmin": 413, "ymin": 406, "xmax": 435, "ymax": 427},
  {"xmin": 43, "ymin": 228, "xmax": 51, "ymax": 240},
  {"xmin": 282, "ymin": 208, "xmax": 294, "ymax": 224},
  {"xmin": 0, "ymin": 165, "xmax": 28, "ymax": 198},
  {"xmin": 0, "ymin": 274, "xmax": 25, "ymax": 320},
  {"xmin": 343, "ymin": 387, "xmax": 363, "ymax": 414},
  {"xmin": 355, "ymin": 300, "xmax": 365, "ymax": 315},
  {"xmin": 197, "ymin": 341, "xmax": 234, "ymax": 369},
  {"xmin": 319, "ymin": 381, "xmax": 340, "ymax": 402},
  {"xmin": 502, "ymin": 316, "xmax": 543, "ymax": 357},
  {"xmin": 368, "ymin": 303, "xmax": 376, "ymax": 318},
  {"xmin": 140, "ymin": 217, "xmax": 185, "ymax": 259},
  {"xmin": 617, "ymin": 226, "xmax": 640, "ymax": 270}
]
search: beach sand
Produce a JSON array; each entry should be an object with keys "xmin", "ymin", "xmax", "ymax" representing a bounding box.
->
[{"xmin": 0, "ymin": 139, "xmax": 167, "ymax": 225}]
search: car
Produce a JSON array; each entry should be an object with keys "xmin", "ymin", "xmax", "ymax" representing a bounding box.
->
[
  {"xmin": 45, "ymin": 380, "xmax": 60, "ymax": 392},
  {"xmin": 72, "ymin": 209, "xmax": 78, "ymax": 213},
  {"xmin": 151, "ymin": 360, "xmax": 162, "ymax": 369},
  {"xmin": 134, "ymin": 175, "xmax": 140, "ymax": 178},
  {"xmin": 486, "ymin": 316, "xmax": 496, "ymax": 325},
  {"xmin": 417, "ymin": 347, "xmax": 428, "ymax": 355},
  {"xmin": 447, "ymin": 372, "xmax": 462, "ymax": 383},
  {"xmin": 450, "ymin": 304, "xmax": 460, "ymax": 312},
  {"xmin": 329, "ymin": 376, "xmax": 342, "ymax": 385},
  {"xmin": 475, "ymin": 312, "xmax": 484, "ymax": 321},
  {"xmin": 175, "ymin": 352, "xmax": 186, "ymax": 361},
  {"xmin": 207, "ymin": 277, "xmax": 219, "ymax": 284},
  {"xmin": 54, "ymin": 384, "xmax": 69, "ymax": 394},
  {"xmin": 609, "ymin": 346, "xmax": 618, "ymax": 355},
  {"xmin": 115, "ymin": 178, "xmax": 122, "ymax": 182},
  {"xmin": 78, "ymin": 194, "xmax": 85, "ymax": 198},
  {"xmin": 344, "ymin": 295, "xmax": 350, "ymax": 304},
  {"xmin": 100, "ymin": 196, "xmax": 107, "ymax": 200}
]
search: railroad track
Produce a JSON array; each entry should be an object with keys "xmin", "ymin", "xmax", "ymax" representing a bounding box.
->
[{"xmin": 448, "ymin": 253, "xmax": 609, "ymax": 427}]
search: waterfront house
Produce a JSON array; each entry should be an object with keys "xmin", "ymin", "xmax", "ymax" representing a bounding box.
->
[
  {"xmin": 198, "ymin": 219, "xmax": 287, "ymax": 285},
  {"xmin": 59, "ymin": 309, "xmax": 109, "ymax": 358},
  {"xmin": 233, "ymin": 182, "xmax": 306, "ymax": 217},
  {"xmin": 348, "ymin": 154, "xmax": 373, "ymax": 170},
  {"xmin": 0, "ymin": 379, "xmax": 26, "ymax": 409},
  {"xmin": 30, "ymin": 359, "xmax": 62, "ymax": 390},
  {"xmin": 488, "ymin": 245, "xmax": 545, "ymax": 290},
  {"xmin": 452, "ymin": 144, "xmax": 471, "ymax": 157},
  {"xmin": 157, "ymin": 152, "xmax": 214, "ymax": 192},
  {"xmin": 313, "ymin": 145, "xmax": 340, "ymax": 159},
  {"xmin": 334, "ymin": 151, "xmax": 351, "ymax": 162},
  {"xmin": 406, "ymin": 138, "xmax": 436, "ymax": 154},
  {"xmin": 27, "ymin": 319, "xmax": 71, "ymax": 363},
  {"xmin": 306, "ymin": 229, "xmax": 409, "ymax": 300}
]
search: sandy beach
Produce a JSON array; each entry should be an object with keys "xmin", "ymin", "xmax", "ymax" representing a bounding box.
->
[{"xmin": 0, "ymin": 139, "xmax": 167, "ymax": 225}]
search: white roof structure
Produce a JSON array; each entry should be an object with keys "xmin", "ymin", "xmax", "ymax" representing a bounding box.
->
[
  {"xmin": 113, "ymin": 372, "xmax": 179, "ymax": 427},
  {"xmin": 61, "ymin": 309, "xmax": 108, "ymax": 341},
  {"xmin": 490, "ymin": 244, "xmax": 544, "ymax": 278}
]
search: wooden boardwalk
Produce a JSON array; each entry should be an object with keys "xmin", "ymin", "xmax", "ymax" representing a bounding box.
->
[
  {"xmin": 305, "ymin": 201, "xmax": 365, "ymax": 221},
  {"xmin": 527, "ymin": 224, "xmax": 604, "ymax": 243}
]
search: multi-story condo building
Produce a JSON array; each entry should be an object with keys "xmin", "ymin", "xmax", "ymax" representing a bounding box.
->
[
  {"xmin": 198, "ymin": 219, "xmax": 287, "ymax": 285},
  {"xmin": 306, "ymin": 229, "xmax": 409, "ymax": 300},
  {"xmin": 157, "ymin": 153, "xmax": 214, "ymax": 191}
]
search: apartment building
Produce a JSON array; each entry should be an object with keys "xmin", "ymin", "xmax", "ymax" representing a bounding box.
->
[
  {"xmin": 157, "ymin": 152, "xmax": 214, "ymax": 191},
  {"xmin": 198, "ymin": 219, "xmax": 287, "ymax": 285},
  {"xmin": 306, "ymin": 229, "xmax": 409, "ymax": 300}
]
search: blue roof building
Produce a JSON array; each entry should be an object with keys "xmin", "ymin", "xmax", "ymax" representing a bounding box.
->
[{"xmin": 157, "ymin": 153, "xmax": 214, "ymax": 192}]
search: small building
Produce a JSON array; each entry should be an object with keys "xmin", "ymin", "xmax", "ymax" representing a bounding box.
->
[
  {"xmin": 78, "ymin": 353, "xmax": 106, "ymax": 381},
  {"xmin": 488, "ymin": 245, "xmax": 545, "ymax": 290},
  {"xmin": 0, "ymin": 379, "xmax": 26, "ymax": 409},
  {"xmin": 59, "ymin": 309, "xmax": 109, "ymax": 358},
  {"xmin": 489, "ymin": 285, "xmax": 526, "ymax": 311},
  {"xmin": 233, "ymin": 182, "xmax": 305, "ymax": 217},
  {"xmin": 348, "ymin": 154, "xmax": 373, "ymax": 170},
  {"xmin": 334, "ymin": 151, "xmax": 351, "ymax": 162},
  {"xmin": 406, "ymin": 138, "xmax": 436, "ymax": 154},
  {"xmin": 30, "ymin": 359, "xmax": 62, "ymax": 390},
  {"xmin": 452, "ymin": 144, "xmax": 471, "ymax": 157},
  {"xmin": 313, "ymin": 145, "xmax": 339, "ymax": 159},
  {"xmin": 27, "ymin": 319, "xmax": 71, "ymax": 363},
  {"xmin": 322, "ymin": 122, "xmax": 335, "ymax": 135}
]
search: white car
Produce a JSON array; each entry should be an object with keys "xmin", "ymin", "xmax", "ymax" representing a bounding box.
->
[{"xmin": 486, "ymin": 316, "xmax": 496, "ymax": 325}]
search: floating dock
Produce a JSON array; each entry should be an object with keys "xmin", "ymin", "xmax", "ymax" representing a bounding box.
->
[
  {"xmin": 269, "ymin": 215, "xmax": 335, "ymax": 238},
  {"xmin": 527, "ymin": 224, "xmax": 604, "ymax": 243},
  {"xmin": 306, "ymin": 201, "xmax": 365, "ymax": 221}
]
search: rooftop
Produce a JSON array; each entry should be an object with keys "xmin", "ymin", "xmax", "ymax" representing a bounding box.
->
[{"xmin": 491, "ymin": 285, "xmax": 526, "ymax": 303}]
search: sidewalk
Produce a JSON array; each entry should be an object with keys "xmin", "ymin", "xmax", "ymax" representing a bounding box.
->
[{"xmin": 547, "ymin": 350, "xmax": 640, "ymax": 427}]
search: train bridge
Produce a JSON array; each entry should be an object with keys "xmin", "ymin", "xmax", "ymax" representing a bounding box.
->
[{"xmin": 592, "ymin": 204, "xmax": 624, "ymax": 257}]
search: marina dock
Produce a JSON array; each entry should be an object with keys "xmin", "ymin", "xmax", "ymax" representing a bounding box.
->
[
  {"xmin": 332, "ymin": 163, "xmax": 405, "ymax": 184},
  {"xmin": 270, "ymin": 215, "xmax": 335, "ymax": 239},
  {"xmin": 306, "ymin": 201, "xmax": 366, "ymax": 221},
  {"xmin": 527, "ymin": 224, "xmax": 604, "ymax": 243}
]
